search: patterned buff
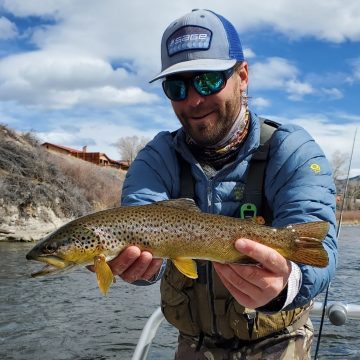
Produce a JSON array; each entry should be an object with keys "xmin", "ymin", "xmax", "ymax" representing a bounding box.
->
[{"xmin": 186, "ymin": 108, "xmax": 250, "ymax": 170}]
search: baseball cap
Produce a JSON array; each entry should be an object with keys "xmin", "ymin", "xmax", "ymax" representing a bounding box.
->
[{"xmin": 149, "ymin": 9, "xmax": 244, "ymax": 83}]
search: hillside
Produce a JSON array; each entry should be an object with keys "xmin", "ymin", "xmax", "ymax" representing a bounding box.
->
[{"xmin": 0, "ymin": 125, "xmax": 125, "ymax": 241}]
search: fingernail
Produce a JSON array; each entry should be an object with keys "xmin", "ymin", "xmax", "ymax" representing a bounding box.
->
[
  {"xmin": 235, "ymin": 239, "xmax": 246, "ymax": 249},
  {"xmin": 270, "ymin": 252, "xmax": 277, "ymax": 265}
]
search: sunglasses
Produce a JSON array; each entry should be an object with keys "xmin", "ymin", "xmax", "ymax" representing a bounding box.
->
[{"xmin": 162, "ymin": 67, "xmax": 235, "ymax": 102}]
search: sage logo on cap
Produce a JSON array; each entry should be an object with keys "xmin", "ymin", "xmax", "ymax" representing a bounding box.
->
[{"xmin": 167, "ymin": 26, "xmax": 212, "ymax": 57}]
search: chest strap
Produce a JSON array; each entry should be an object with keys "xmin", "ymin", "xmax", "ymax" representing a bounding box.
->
[{"xmin": 173, "ymin": 118, "xmax": 279, "ymax": 221}]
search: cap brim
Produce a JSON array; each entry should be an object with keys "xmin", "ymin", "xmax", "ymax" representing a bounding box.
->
[{"xmin": 149, "ymin": 59, "xmax": 237, "ymax": 83}]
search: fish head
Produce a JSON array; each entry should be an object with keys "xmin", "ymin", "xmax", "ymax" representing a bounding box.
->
[{"xmin": 26, "ymin": 222, "xmax": 101, "ymax": 277}]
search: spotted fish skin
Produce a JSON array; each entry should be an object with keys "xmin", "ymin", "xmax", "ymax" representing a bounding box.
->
[{"xmin": 26, "ymin": 198, "xmax": 330, "ymax": 273}]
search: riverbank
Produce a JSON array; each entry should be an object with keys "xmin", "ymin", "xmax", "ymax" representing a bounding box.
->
[
  {"xmin": 0, "ymin": 205, "xmax": 70, "ymax": 242},
  {"xmin": 0, "ymin": 125, "xmax": 124, "ymax": 243},
  {"xmin": 336, "ymin": 210, "xmax": 360, "ymax": 225}
]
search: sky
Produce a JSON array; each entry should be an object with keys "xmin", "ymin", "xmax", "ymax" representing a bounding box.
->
[{"xmin": 0, "ymin": 0, "xmax": 359, "ymax": 176}]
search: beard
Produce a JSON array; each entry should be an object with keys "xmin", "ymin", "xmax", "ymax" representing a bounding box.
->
[{"xmin": 175, "ymin": 86, "xmax": 242, "ymax": 147}]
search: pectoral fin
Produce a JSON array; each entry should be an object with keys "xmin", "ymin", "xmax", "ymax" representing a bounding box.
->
[
  {"xmin": 172, "ymin": 258, "xmax": 198, "ymax": 279},
  {"xmin": 94, "ymin": 254, "xmax": 115, "ymax": 295}
]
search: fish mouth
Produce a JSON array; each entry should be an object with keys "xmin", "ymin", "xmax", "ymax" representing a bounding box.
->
[{"xmin": 27, "ymin": 254, "xmax": 75, "ymax": 277}]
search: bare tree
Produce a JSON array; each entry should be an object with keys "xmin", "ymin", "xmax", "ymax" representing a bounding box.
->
[
  {"xmin": 330, "ymin": 150, "xmax": 349, "ymax": 182},
  {"xmin": 330, "ymin": 150, "xmax": 360, "ymax": 210},
  {"xmin": 114, "ymin": 135, "xmax": 149, "ymax": 164}
]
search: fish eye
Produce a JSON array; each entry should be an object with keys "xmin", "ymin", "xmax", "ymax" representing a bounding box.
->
[{"xmin": 44, "ymin": 243, "xmax": 57, "ymax": 253}]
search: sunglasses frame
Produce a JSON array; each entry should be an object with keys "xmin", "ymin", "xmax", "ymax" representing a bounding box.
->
[{"xmin": 162, "ymin": 67, "xmax": 235, "ymax": 102}]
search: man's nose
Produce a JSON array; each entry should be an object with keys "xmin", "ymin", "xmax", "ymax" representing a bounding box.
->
[{"xmin": 186, "ymin": 85, "xmax": 205, "ymax": 107}]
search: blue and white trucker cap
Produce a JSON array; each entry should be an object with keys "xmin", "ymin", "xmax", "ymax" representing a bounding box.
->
[{"xmin": 150, "ymin": 9, "xmax": 245, "ymax": 83}]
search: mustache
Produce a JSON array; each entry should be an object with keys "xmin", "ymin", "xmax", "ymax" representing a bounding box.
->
[{"xmin": 184, "ymin": 109, "xmax": 216, "ymax": 119}]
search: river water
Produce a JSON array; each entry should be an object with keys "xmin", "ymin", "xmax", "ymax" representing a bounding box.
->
[{"xmin": 0, "ymin": 226, "xmax": 359, "ymax": 360}]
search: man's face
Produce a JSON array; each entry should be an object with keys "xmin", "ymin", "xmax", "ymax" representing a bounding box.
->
[{"xmin": 171, "ymin": 63, "xmax": 248, "ymax": 146}]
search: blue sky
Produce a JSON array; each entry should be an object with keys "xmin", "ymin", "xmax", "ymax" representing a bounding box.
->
[{"xmin": 0, "ymin": 0, "xmax": 359, "ymax": 176}]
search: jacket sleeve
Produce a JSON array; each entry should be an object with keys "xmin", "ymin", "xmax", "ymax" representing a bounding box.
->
[{"xmin": 265, "ymin": 124, "xmax": 337, "ymax": 309}]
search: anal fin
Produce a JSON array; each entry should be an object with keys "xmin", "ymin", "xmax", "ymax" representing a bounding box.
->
[
  {"xmin": 94, "ymin": 254, "xmax": 115, "ymax": 295},
  {"xmin": 172, "ymin": 258, "xmax": 198, "ymax": 279}
]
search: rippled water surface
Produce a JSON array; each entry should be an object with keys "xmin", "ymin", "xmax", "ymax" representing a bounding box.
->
[{"xmin": 0, "ymin": 226, "xmax": 359, "ymax": 359}]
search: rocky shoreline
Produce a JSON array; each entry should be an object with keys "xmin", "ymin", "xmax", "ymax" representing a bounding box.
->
[
  {"xmin": 0, "ymin": 220, "xmax": 68, "ymax": 242},
  {"xmin": 0, "ymin": 205, "xmax": 71, "ymax": 242}
]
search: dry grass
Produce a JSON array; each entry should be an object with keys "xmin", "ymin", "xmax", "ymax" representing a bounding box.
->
[
  {"xmin": 51, "ymin": 152, "xmax": 125, "ymax": 211},
  {"xmin": 337, "ymin": 210, "xmax": 360, "ymax": 225},
  {"xmin": 0, "ymin": 124, "xmax": 125, "ymax": 220}
]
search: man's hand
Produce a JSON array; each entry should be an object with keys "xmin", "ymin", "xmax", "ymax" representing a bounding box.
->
[
  {"xmin": 213, "ymin": 238, "xmax": 291, "ymax": 309},
  {"xmin": 88, "ymin": 246, "xmax": 163, "ymax": 283}
]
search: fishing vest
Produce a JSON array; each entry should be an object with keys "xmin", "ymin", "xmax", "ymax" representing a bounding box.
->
[{"xmin": 160, "ymin": 119, "xmax": 310, "ymax": 342}]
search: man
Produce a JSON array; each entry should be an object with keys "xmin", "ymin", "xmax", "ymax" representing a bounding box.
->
[{"xmin": 108, "ymin": 9, "xmax": 337, "ymax": 359}]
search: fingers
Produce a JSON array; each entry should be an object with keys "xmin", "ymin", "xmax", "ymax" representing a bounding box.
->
[
  {"xmin": 214, "ymin": 261, "xmax": 287, "ymax": 308},
  {"xmin": 213, "ymin": 239, "xmax": 292, "ymax": 308},
  {"xmin": 119, "ymin": 253, "xmax": 161, "ymax": 283},
  {"xmin": 214, "ymin": 263, "xmax": 257, "ymax": 308},
  {"xmin": 214, "ymin": 262, "xmax": 265, "ymax": 308},
  {"xmin": 141, "ymin": 258, "xmax": 164, "ymax": 280},
  {"xmin": 86, "ymin": 246, "xmax": 163, "ymax": 283},
  {"xmin": 107, "ymin": 246, "xmax": 162, "ymax": 283},
  {"xmin": 107, "ymin": 246, "xmax": 141, "ymax": 275},
  {"xmin": 235, "ymin": 239, "xmax": 290, "ymax": 275},
  {"xmin": 214, "ymin": 261, "xmax": 269, "ymax": 291}
]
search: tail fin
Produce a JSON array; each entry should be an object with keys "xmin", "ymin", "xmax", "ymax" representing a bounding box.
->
[
  {"xmin": 291, "ymin": 221, "xmax": 329, "ymax": 240},
  {"xmin": 289, "ymin": 221, "xmax": 329, "ymax": 268}
]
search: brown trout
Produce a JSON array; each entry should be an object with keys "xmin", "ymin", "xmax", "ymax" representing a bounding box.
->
[{"xmin": 26, "ymin": 199, "xmax": 329, "ymax": 295}]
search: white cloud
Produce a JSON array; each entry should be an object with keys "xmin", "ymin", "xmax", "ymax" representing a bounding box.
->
[
  {"xmin": 35, "ymin": 109, "xmax": 179, "ymax": 160},
  {"xmin": 39, "ymin": 86, "xmax": 159, "ymax": 110},
  {"xmin": 0, "ymin": 50, "xmax": 160, "ymax": 108},
  {"xmin": 244, "ymin": 48, "xmax": 256, "ymax": 59},
  {"xmin": 250, "ymin": 57, "xmax": 297, "ymax": 89},
  {"xmin": 222, "ymin": 0, "xmax": 360, "ymax": 42},
  {"xmin": 0, "ymin": 16, "xmax": 18, "ymax": 39},
  {"xmin": 319, "ymin": 87, "xmax": 343, "ymax": 100},
  {"xmin": 3, "ymin": 1, "xmax": 360, "ymax": 60},
  {"xmin": 0, "ymin": 1, "xmax": 358, "ymax": 109},
  {"xmin": 250, "ymin": 57, "xmax": 314, "ymax": 100},
  {"xmin": 251, "ymin": 96, "xmax": 270, "ymax": 109},
  {"xmin": 1, "ymin": 0, "xmax": 69, "ymax": 17},
  {"xmin": 0, "ymin": 1, "xmax": 359, "ymax": 176},
  {"xmin": 286, "ymin": 80, "xmax": 314, "ymax": 101},
  {"xmin": 36, "ymin": 122, "xmax": 147, "ymax": 160}
]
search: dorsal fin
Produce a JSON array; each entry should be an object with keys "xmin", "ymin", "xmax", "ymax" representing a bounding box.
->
[{"xmin": 155, "ymin": 198, "xmax": 200, "ymax": 212}]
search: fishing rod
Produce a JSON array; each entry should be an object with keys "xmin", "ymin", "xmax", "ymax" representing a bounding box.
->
[{"xmin": 314, "ymin": 127, "xmax": 358, "ymax": 360}]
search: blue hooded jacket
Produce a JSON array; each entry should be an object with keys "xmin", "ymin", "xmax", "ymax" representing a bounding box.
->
[{"xmin": 121, "ymin": 110, "xmax": 337, "ymax": 309}]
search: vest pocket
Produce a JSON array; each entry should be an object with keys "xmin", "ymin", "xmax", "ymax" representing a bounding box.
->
[
  {"xmin": 227, "ymin": 301, "xmax": 289, "ymax": 340},
  {"xmin": 160, "ymin": 265, "xmax": 200, "ymax": 337},
  {"xmin": 227, "ymin": 300, "xmax": 309, "ymax": 341}
]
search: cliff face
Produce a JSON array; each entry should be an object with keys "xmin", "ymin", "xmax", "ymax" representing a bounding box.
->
[
  {"xmin": 0, "ymin": 204, "xmax": 69, "ymax": 241},
  {"xmin": 0, "ymin": 125, "xmax": 124, "ymax": 241}
]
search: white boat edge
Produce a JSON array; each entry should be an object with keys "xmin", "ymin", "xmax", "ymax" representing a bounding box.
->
[{"xmin": 131, "ymin": 301, "xmax": 360, "ymax": 360}]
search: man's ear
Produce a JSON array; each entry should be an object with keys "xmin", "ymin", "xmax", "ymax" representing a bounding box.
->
[{"xmin": 237, "ymin": 62, "xmax": 248, "ymax": 91}]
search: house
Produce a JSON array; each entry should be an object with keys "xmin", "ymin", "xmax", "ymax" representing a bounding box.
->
[{"xmin": 41, "ymin": 142, "xmax": 130, "ymax": 170}]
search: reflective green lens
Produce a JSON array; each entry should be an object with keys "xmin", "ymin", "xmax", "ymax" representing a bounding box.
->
[{"xmin": 194, "ymin": 72, "xmax": 225, "ymax": 95}]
